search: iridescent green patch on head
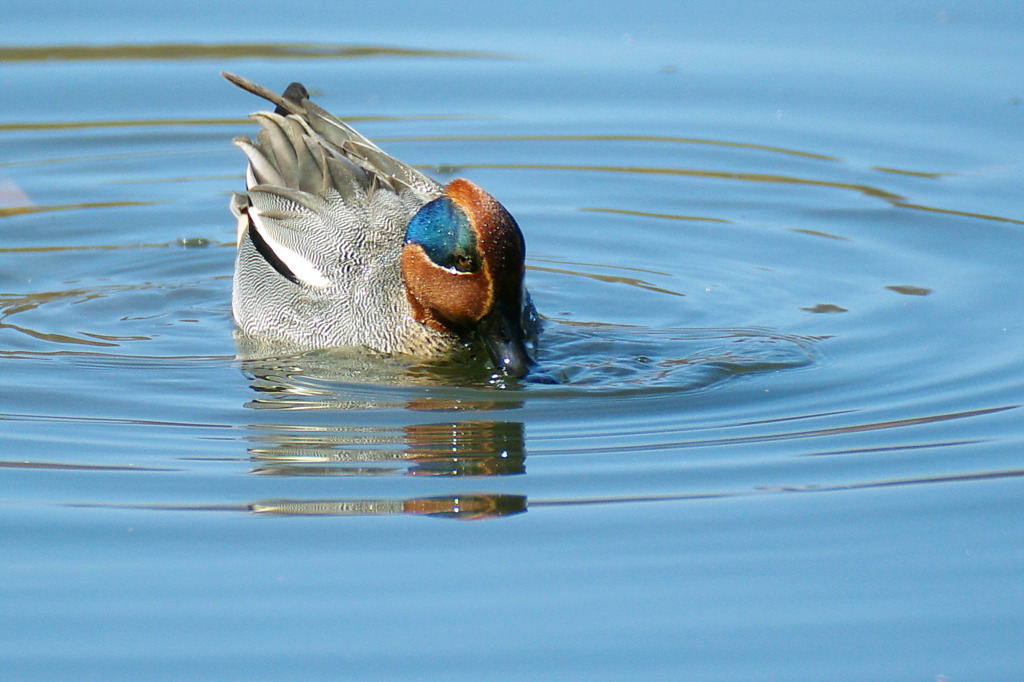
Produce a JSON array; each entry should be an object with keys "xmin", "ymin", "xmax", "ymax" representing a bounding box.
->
[{"xmin": 405, "ymin": 196, "xmax": 480, "ymax": 273}]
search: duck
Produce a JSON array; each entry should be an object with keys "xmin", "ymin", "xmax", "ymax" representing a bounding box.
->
[{"xmin": 223, "ymin": 72, "xmax": 537, "ymax": 377}]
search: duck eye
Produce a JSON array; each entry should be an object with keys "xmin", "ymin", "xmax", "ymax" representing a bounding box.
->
[{"xmin": 452, "ymin": 252, "xmax": 476, "ymax": 273}]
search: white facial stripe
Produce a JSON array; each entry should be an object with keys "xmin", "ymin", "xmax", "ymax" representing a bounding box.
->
[{"xmin": 249, "ymin": 209, "xmax": 331, "ymax": 288}]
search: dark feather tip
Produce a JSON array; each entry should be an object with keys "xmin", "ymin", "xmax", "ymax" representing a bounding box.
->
[{"xmin": 276, "ymin": 82, "xmax": 310, "ymax": 115}]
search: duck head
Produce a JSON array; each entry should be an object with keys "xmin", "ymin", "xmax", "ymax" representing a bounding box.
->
[{"xmin": 402, "ymin": 178, "xmax": 533, "ymax": 378}]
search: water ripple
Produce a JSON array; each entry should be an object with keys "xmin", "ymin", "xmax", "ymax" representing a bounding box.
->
[{"xmin": 0, "ymin": 43, "xmax": 511, "ymax": 63}]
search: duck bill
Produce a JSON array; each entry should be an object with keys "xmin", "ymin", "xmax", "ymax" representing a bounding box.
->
[{"xmin": 478, "ymin": 306, "xmax": 533, "ymax": 378}]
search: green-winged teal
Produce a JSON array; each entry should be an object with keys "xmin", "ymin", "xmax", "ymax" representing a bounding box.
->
[{"xmin": 224, "ymin": 73, "xmax": 537, "ymax": 377}]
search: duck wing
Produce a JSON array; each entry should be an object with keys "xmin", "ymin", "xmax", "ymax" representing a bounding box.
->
[{"xmin": 224, "ymin": 72, "xmax": 443, "ymax": 289}]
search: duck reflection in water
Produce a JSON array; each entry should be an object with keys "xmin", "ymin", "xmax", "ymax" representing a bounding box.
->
[
  {"xmin": 250, "ymin": 494, "xmax": 527, "ymax": 520},
  {"xmin": 238, "ymin": 351, "xmax": 528, "ymax": 519},
  {"xmin": 249, "ymin": 420, "xmax": 526, "ymax": 478}
]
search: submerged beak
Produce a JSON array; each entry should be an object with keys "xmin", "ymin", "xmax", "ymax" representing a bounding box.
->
[{"xmin": 478, "ymin": 305, "xmax": 534, "ymax": 378}]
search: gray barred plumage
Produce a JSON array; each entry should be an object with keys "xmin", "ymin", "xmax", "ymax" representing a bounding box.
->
[{"xmin": 224, "ymin": 73, "xmax": 537, "ymax": 376}]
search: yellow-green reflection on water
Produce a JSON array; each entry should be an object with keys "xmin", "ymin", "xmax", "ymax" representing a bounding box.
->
[{"xmin": 0, "ymin": 43, "xmax": 511, "ymax": 63}]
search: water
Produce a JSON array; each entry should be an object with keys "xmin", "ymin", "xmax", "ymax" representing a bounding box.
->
[{"xmin": 3, "ymin": 1, "xmax": 1024, "ymax": 679}]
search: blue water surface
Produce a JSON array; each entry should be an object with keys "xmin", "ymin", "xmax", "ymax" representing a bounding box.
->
[{"xmin": 2, "ymin": 1, "xmax": 1023, "ymax": 680}]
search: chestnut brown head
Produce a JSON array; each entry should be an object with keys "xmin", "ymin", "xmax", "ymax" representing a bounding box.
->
[{"xmin": 402, "ymin": 179, "xmax": 532, "ymax": 377}]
